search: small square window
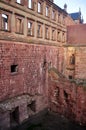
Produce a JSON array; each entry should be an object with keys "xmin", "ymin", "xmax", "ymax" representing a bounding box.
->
[
  {"xmin": 11, "ymin": 65, "xmax": 18, "ymax": 73},
  {"xmin": 69, "ymin": 75, "xmax": 73, "ymax": 79}
]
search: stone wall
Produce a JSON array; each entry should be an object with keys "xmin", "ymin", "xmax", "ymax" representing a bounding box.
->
[
  {"xmin": 64, "ymin": 46, "xmax": 86, "ymax": 80},
  {"xmin": 48, "ymin": 68, "xmax": 86, "ymax": 125},
  {"xmin": 0, "ymin": 40, "xmax": 64, "ymax": 129}
]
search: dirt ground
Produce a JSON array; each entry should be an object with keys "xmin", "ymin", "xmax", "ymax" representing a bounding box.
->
[{"xmin": 13, "ymin": 111, "xmax": 86, "ymax": 130}]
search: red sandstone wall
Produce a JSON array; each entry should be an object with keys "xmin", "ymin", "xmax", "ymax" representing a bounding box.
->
[
  {"xmin": 65, "ymin": 15, "xmax": 75, "ymax": 26},
  {"xmin": 75, "ymin": 47, "xmax": 86, "ymax": 79},
  {"xmin": 0, "ymin": 41, "xmax": 63, "ymax": 102},
  {"xmin": 67, "ymin": 24, "xmax": 86, "ymax": 44},
  {"xmin": 48, "ymin": 69, "xmax": 86, "ymax": 125}
]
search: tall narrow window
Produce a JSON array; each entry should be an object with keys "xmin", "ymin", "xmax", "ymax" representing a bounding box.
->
[
  {"xmin": 27, "ymin": 21, "xmax": 34, "ymax": 36},
  {"xmin": 16, "ymin": 17, "xmax": 23, "ymax": 34},
  {"xmin": 45, "ymin": 27, "xmax": 49, "ymax": 39},
  {"xmin": 46, "ymin": 6, "xmax": 49, "ymax": 17},
  {"xmin": 70, "ymin": 54, "xmax": 75, "ymax": 65},
  {"xmin": 58, "ymin": 31, "xmax": 61, "ymax": 41},
  {"xmin": 37, "ymin": 24, "xmax": 41, "ymax": 37},
  {"xmin": 52, "ymin": 10, "xmax": 55, "ymax": 20},
  {"xmin": 38, "ymin": 2, "xmax": 41, "ymax": 13},
  {"xmin": 63, "ymin": 15, "xmax": 65, "ymax": 25},
  {"xmin": 52, "ymin": 29, "xmax": 56, "ymax": 41},
  {"xmin": 58, "ymin": 13, "xmax": 61, "ymax": 23},
  {"xmin": 2, "ymin": 14, "xmax": 8, "ymax": 30},
  {"xmin": 45, "ymin": 28, "xmax": 48, "ymax": 39},
  {"xmin": 62, "ymin": 32, "xmax": 65, "ymax": 42},
  {"xmin": 28, "ymin": 0, "xmax": 32, "ymax": 9}
]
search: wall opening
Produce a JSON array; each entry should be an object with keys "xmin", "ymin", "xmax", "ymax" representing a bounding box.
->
[
  {"xmin": 70, "ymin": 54, "xmax": 75, "ymax": 65},
  {"xmin": 2, "ymin": 14, "xmax": 8, "ymax": 30},
  {"xmin": 27, "ymin": 101, "xmax": 36, "ymax": 116},
  {"xmin": 64, "ymin": 90, "xmax": 68, "ymax": 102},
  {"xmin": 69, "ymin": 75, "xmax": 73, "ymax": 79},
  {"xmin": 10, "ymin": 107, "xmax": 19, "ymax": 127},
  {"xmin": 11, "ymin": 65, "xmax": 18, "ymax": 73}
]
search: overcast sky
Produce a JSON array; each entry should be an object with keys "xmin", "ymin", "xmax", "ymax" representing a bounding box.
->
[{"xmin": 54, "ymin": 0, "xmax": 86, "ymax": 23}]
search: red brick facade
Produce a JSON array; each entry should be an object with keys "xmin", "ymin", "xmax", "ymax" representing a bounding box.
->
[
  {"xmin": 49, "ymin": 69, "xmax": 86, "ymax": 125},
  {"xmin": 0, "ymin": 0, "xmax": 86, "ymax": 129}
]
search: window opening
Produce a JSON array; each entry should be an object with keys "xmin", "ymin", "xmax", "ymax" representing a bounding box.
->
[
  {"xmin": 10, "ymin": 107, "xmax": 19, "ymax": 126},
  {"xmin": 16, "ymin": 18, "xmax": 23, "ymax": 34},
  {"xmin": 58, "ymin": 13, "xmax": 61, "ymax": 23},
  {"xmin": 28, "ymin": 0, "xmax": 32, "ymax": 9},
  {"xmin": 16, "ymin": 0, "xmax": 21, "ymax": 4},
  {"xmin": 58, "ymin": 31, "xmax": 61, "ymax": 41},
  {"xmin": 64, "ymin": 90, "xmax": 68, "ymax": 102},
  {"xmin": 52, "ymin": 30, "xmax": 55, "ymax": 40},
  {"xmin": 11, "ymin": 65, "xmax": 18, "ymax": 73},
  {"xmin": 46, "ymin": 6, "xmax": 49, "ymax": 16},
  {"xmin": 2, "ymin": 14, "xmax": 8, "ymax": 30},
  {"xmin": 45, "ymin": 27, "xmax": 49, "ymax": 39},
  {"xmin": 69, "ymin": 75, "xmax": 73, "ymax": 79},
  {"xmin": 28, "ymin": 22, "xmax": 33, "ymax": 35},
  {"xmin": 70, "ymin": 54, "xmax": 75, "ymax": 65},
  {"xmin": 52, "ymin": 10, "xmax": 55, "ymax": 20},
  {"xmin": 38, "ymin": 2, "xmax": 41, "ymax": 13},
  {"xmin": 27, "ymin": 101, "xmax": 36, "ymax": 116},
  {"xmin": 37, "ymin": 24, "xmax": 41, "ymax": 37}
]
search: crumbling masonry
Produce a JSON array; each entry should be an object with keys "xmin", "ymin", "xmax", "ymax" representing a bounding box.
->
[{"xmin": 0, "ymin": 0, "xmax": 86, "ymax": 130}]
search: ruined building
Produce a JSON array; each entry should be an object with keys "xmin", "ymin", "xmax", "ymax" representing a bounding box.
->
[{"xmin": 0, "ymin": 0, "xmax": 86, "ymax": 130}]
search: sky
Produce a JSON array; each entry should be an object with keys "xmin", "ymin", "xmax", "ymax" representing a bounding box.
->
[{"xmin": 54, "ymin": 0, "xmax": 86, "ymax": 23}]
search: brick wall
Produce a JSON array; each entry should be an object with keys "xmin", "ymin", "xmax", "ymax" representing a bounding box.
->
[
  {"xmin": 67, "ymin": 24, "xmax": 86, "ymax": 44},
  {"xmin": 0, "ymin": 40, "xmax": 63, "ymax": 129},
  {"xmin": 48, "ymin": 68, "xmax": 86, "ymax": 125},
  {"xmin": 0, "ymin": 41, "xmax": 62, "ymax": 101}
]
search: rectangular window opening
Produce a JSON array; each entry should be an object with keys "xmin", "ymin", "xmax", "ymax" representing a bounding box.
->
[
  {"xmin": 11, "ymin": 65, "xmax": 18, "ymax": 73},
  {"xmin": 52, "ymin": 10, "xmax": 55, "ymax": 20},
  {"xmin": 28, "ymin": 0, "xmax": 32, "ymax": 9},
  {"xmin": 52, "ymin": 29, "xmax": 55, "ymax": 40},
  {"xmin": 46, "ymin": 6, "xmax": 49, "ymax": 16},
  {"xmin": 38, "ymin": 2, "xmax": 41, "ymax": 13},
  {"xmin": 16, "ymin": 17, "xmax": 23, "ymax": 34},
  {"xmin": 37, "ymin": 24, "xmax": 41, "ymax": 37},
  {"xmin": 69, "ymin": 75, "xmax": 73, "ymax": 79},
  {"xmin": 28, "ymin": 21, "xmax": 33, "ymax": 36},
  {"xmin": 2, "ymin": 14, "xmax": 8, "ymax": 30},
  {"xmin": 16, "ymin": 0, "xmax": 21, "ymax": 4}
]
